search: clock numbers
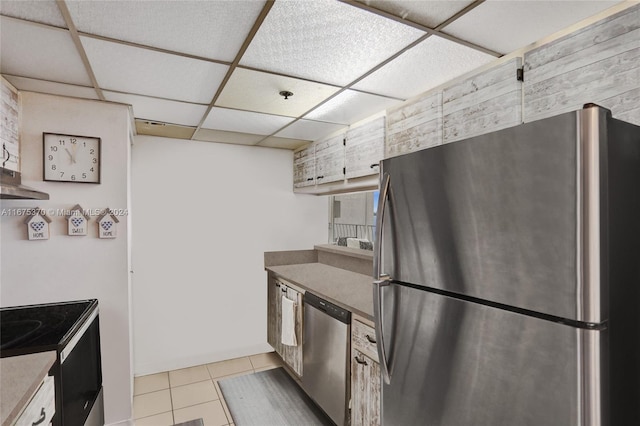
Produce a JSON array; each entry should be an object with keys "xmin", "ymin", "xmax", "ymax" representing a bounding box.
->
[{"xmin": 43, "ymin": 133, "xmax": 101, "ymax": 183}]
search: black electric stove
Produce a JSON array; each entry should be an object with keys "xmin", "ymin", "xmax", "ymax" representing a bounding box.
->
[
  {"xmin": 0, "ymin": 299, "xmax": 97, "ymax": 357},
  {"xmin": 0, "ymin": 299, "xmax": 103, "ymax": 426}
]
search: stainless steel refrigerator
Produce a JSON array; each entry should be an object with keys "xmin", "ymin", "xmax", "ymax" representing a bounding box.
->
[{"xmin": 373, "ymin": 105, "xmax": 639, "ymax": 426}]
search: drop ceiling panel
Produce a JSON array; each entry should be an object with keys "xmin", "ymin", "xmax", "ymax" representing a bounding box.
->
[
  {"xmin": 217, "ymin": 68, "xmax": 341, "ymax": 117},
  {"xmin": 0, "ymin": 0, "xmax": 66, "ymax": 27},
  {"xmin": 352, "ymin": 36, "xmax": 494, "ymax": 99},
  {"xmin": 305, "ymin": 90, "xmax": 401, "ymax": 124},
  {"xmin": 354, "ymin": 0, "xmax": 475, "ymax": 28},
  {"xmin": 66, "ymin": 1, "xmax": 265, "ymax": 61},
  {"xmin": 443, "ymin": 0, "xmax": 622, "ymax": 54},
  {"xmin": 104, "ymin": 92, "xmax": 208, "ymax": 127},
  {"xmin": 3, "ymin": 76, "xmax": 99, "ymax": 100},
  {"xmin": 0, "ymin": 17, "xmax": 91, "ymax": 86},
  {"xmin": 240, "ymin": 0, "xmax": 425, "ymax": 86},
  {"xmin": 80, "ymin": 36, "xmax": 228, "ymax": 104},
  {"xmin": 259, "ymin": 136, "xmax": 311, "ymax": 150},
  {"xmin": 202, "ymin": 108, "xmax": 294, "ymax": 136},
  {"xmin": 193, "ymin": 129, "xmax": 264, "ymax": 146},
  {"xmin": 274, "ymin": 119, "xmax": 347, "ymax": 141}
]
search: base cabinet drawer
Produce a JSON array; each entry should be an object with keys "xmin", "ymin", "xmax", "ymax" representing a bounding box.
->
[
  {"xmin": 352, "ymin": 320, "xmax": 378, "ymax": 362},
  {"xmin": 15, "ymin": 375, "xmax": 55, "ymax": 426}
]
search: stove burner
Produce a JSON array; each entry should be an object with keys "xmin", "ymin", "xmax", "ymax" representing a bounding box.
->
[{"xmin": 0, "ymin": 319, "xmax": 42, "ymax": 350}]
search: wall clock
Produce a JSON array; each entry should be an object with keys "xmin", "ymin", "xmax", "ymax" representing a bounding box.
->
[{"xmin": 43, "ymin": 133, "xmax": 101, "ymax": 183}]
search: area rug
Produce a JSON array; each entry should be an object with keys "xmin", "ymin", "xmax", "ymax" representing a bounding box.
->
[
  {"xmin": 218, "ymin": 367, "xmax": 334, "ymax": 426},
  {"xmin": 174, "ymin": 420, "xmax": 204, "ymax": 426}
]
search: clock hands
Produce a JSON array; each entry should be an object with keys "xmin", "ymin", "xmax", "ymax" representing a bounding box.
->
[{"xmin": 64, "ymin": 147, "xmax": 76, "ymax": 164}]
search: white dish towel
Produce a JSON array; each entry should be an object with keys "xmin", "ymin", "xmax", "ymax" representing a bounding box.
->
[{"xmin": 281, "ymin": 295, "xmax": 298, "ymax": 346}]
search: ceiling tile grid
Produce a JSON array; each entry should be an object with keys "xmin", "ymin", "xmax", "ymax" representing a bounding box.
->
[
  {"xmin": 3, "ymin": 76, "xmax": 99, "ymax": 101},
  {"xmin": 274, "ymin": 119, "xmax": 347, "ymax": 141},
  {"xmin": 443, "ymin": 0, "xmax": 621, "ymax": 54},
  {"xmin": 0, "ymin": 16, "xmax": 91, "ymax": 86},
  {"xmin": 202, "ymin": 107, "xmax": 295, "ymax": 136},
  {"xmin": 104, "ymin": 91, "xmax": 208, "ymax": 127},
  {"xmin": 352, "ymin": 35, "xmax": 495, "ymax": 99},
  {"xmin": 80, "ymin": 36, "xmax": 229, "ymax": 104},
  {"xmin": 354, "ymin": 0, "xmax": 476, "ymax": 29},
  {"xmin": 240, "ymin": 0, "xmax": 426, "ymax": 86},
  {"xmin": 66, "ymin": 0, "xmax": 266, "ymax": 61},
  {"xmin": 216, "ymin": 68, "xmax": 341, "ymax": 117},
  {"xmin": 0, "ymin": 0, "xmax": 66, "ymax": 28},
  {"xmin": 0, "ymin": 0, "xmax": 630, "ymax": 148},
  {"xmin": 304, "ymin": 89, "xmax": 401, "ymax": 124}
]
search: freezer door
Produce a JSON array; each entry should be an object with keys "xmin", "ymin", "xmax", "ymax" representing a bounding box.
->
[
  {"xmin": 379, "ymin": 108, "xmax": 612, "ymax": 322},
  {"xmin": 380, "ymin": 283, "xmax": 606, "ymax": 426}
]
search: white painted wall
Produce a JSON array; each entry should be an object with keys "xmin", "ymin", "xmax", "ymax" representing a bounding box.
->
[
  {"xmin": 0, "ymin": 92, "xmax": 133, "ymax": 424},
  {"xmin": 131, "ymin": 136, "xmax": 328, "ymax": 375}
]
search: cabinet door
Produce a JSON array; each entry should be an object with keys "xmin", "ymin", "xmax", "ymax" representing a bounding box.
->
[
  {"xmin": 267, "ymin": 276, "xmax": 283, "ymax": 357},
  {"xmin": 281, "ymin": 286, "xmax": 303, "ymax": 376},
  {"xmin": 443, "ymin": 57, "xmax": 523, "ymax": 143},
  {"xmin": 386, "ymin": 92, "xmax": 442, "ymax": 158},
  {"xmin": 1, "ymin": 79, "xmax": 20, "ymax": 172},
  {"xmin": 523, "ymin": 6, "xmax": 639, "ymax": 125},
  {"xmin": 315, "ymin": 134, "xmax": 345, "ymax": 184},
  {"xmin": 345, "ymin": 117, "xmax": 384, "ymax": 179},
  {"xmin": 351, "ymin": 349, "xmax": 381, "ymax": 426},
  {"xmin": 293, "ymin": 144, "xmax": 315, "ymax": 188}
]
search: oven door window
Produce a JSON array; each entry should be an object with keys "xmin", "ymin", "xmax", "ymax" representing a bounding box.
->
[{"xmin": 60, "ymin": 317, "xmax": 102, "ymax": 426}]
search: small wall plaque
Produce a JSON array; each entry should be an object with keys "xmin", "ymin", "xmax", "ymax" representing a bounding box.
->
[
  {"xmin": 24, "ymin": 208, "xmax": 52, "ymax": 240},
  {"xmin": 96, "ymin": 208, "xmax": 119, "ymax": 239},
  {"xmin": 65, "ymin": 204, "xmax": 90, "ymax": 236}
]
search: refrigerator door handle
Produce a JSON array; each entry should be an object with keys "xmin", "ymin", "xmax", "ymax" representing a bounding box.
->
[
  {"xmin": 374, "ymin": 278, "xmax": 392, "ymax": 384},
  {"xmin": 374, "ymin": 172, "xmax": 390, "ymax": 280}
]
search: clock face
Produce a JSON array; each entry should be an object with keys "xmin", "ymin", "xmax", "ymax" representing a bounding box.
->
[{"xmin": 43, "ymin": 133, "xmax": 101, "ymax": 183}]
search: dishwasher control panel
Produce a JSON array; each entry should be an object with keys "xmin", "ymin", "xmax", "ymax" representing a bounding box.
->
[{"xmin": 304, "ymin": 292, "xmax": 351, "ymax": 324}]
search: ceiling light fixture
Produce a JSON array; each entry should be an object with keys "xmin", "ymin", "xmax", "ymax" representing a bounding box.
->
[{"xmin": 279, "ymin": 91, "xmax": 293, "ymax": 100}]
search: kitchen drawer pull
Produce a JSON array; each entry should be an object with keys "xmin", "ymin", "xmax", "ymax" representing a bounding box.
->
[
  {"xmin": 306, "ymin": 177, "xmax": 314, "ymax": 181},
  {"xmin": 354, "ymin": 356, "xmax": 368, "ymax": 366},
  {"xmin": 317, "ymin": 175, "xmax": 324, "ymax": 179},
  {"xmin": 365, "ymin": 334, "xmax": 377, "ymax": 344},
  {"xmin": 370, "ymin": 163, "xmax": 379, "ymax": 169},
  {"xmin": 32, "ymin": 408, "xmax": 46, "ymax": 426}
]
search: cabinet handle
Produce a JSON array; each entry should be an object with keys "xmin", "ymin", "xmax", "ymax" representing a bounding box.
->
[
  {"xmin": 32, "ymin": 408, "xmax": 46, "ymax": 426},
  {"xmin": 306, "ymin": 177, "xmax": 314, "ymax": 181},
  {"xmin": 317, "ymin": 175, "xmax": 324, "ymax": 179},
  {"xmin": 365, "ymin": 334, "xmax": 377, "ymax": 344},
  {"xmin": 354, "ymin": 356, "xmax": 368, "ymax": 366},
  {"xmin": 370, "ymin": 164, "xmax": 379, "ymax": 169}
]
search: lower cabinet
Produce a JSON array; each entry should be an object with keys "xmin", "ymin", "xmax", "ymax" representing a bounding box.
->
[
  {"xmin": 351, "ymin": 319, "xmax": 381, "ymax": 426},
  {"xmin": 267, "ymin": 275, "xmax": 303, "ymax": 376}
]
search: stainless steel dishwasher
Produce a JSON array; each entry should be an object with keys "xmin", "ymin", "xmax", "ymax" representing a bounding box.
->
[{"xmin": 302, "ymin": 292, "xmax": 351, "ymax": 426}]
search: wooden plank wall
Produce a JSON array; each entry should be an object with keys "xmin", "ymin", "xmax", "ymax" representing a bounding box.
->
[
  {"xmin": 385, "ymin": 92, "xmax": 442, "ymax": 158},
  {"xmin": 524, "ymin": 5, "xmax": 640, "ymax": 124},
  {"xmin": 443, "ymin": 57, "xmax": 523, "ymax": 143},
  {"xmin": 345, "ymin": 116, "xmax": 385, "ymax": 179}
]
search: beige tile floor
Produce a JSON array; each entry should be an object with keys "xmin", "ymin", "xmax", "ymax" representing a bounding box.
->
[{"xmin": 133, "ymin": 352, "xmax": 283, "ymax": 426}]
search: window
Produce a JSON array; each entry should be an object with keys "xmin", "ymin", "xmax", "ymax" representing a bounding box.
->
[{"xmin": 328, "ymin": 190, "xmax": 379, "ymax": 250}]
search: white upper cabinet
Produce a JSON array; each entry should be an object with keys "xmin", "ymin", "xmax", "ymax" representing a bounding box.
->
[
  {"xmin": 345, "ymin": 117, "xmax": 385, "ymax": 179},
  {"xmin": 523, "ymin": 5, "xmax": 639, "ymax": 125},
  {"xmin": 386, "ymin": 92, "xmax": 442, "ymax": 158},
  {"xmin": 314, "ymin": 133, "xmax": 345, "ymax": 185},
  {"xmin": 443, "ymin": 57, "xmax": 523, "ymax": 143}
]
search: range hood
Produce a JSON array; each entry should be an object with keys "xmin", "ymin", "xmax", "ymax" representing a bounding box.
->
[{"xmin": 1, "ymin": 168, "xmax": 49, "ymax": 200}]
